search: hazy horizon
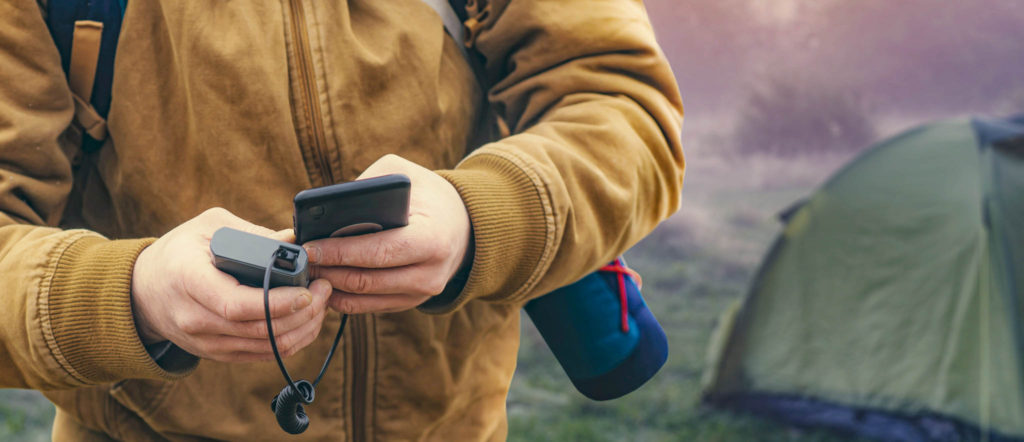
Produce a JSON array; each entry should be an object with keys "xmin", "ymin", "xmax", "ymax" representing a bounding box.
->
[{"xmin": 646, "ymin": 0, "xmax": 1024, "ymax": 143}]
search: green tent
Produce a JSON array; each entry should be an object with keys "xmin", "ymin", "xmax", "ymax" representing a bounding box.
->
[{"xmin": 703, "ymin": 115, "xmax": 1024, "ymax": 441}]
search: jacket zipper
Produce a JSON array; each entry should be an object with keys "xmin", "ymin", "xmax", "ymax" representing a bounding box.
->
[
  {"xmin": 350, "ymin": 315, "xmax": 368, "ymax": 442},
  {"xmin": 287, "ymin": 0, "xmax": 334, "ymax": 185},
  {"xmin": 286, "ymin": 1, "xmax": 370, "ymax": 441}
]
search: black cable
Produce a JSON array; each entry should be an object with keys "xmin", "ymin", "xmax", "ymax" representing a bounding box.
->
[
  {"xmin": 314, "ymin": 314, "xmax": 347, "ymax": 387},
  {"xmin": 264, "ymin": 248, "xmax": 347, "ymax": 434}
]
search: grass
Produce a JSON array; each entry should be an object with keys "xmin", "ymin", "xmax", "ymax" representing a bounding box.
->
[{"xmin": 0, "ymin": 390, "xmax": 54, "ymax": 442}]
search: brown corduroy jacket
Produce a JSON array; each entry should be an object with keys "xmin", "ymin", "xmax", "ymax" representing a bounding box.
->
[{"xmin": 0, "ymin": 0, "xmax": 684, "ymax": 440}]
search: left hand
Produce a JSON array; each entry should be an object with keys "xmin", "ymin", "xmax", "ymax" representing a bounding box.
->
[{"xmin": 304, "ymin": 154, "xmax": 472, "ymax": 314}]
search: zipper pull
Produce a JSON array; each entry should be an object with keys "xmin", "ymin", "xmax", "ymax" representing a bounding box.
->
[{"xmin": 463, "ymin": 0, "xmax": 492, "ymax": 49}]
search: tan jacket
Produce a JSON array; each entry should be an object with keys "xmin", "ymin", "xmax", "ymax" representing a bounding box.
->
[{"xmin": 0, "ymin": 0, "xmax": 683, "ymax": 440}]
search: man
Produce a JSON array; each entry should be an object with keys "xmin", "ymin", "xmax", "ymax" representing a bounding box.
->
[{"xmin": 0, "ymin": 0, "xmax": 684, "ymax": 439}]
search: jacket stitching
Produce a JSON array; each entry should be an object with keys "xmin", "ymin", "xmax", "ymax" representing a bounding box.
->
[
  {"xmin": 463, "ymin": 148, "xmax": 557, "ymax": 303},
  {"xmin": 485, "ymin": 149, "xmax": 558, "ymax": 303},
  {"xmin": 142, "ymin": 381, "xmax": 176, "ymax": 416},
  {"xmin": 37, "ymin": 231, "xmax": 94, "ymax": 385},
  {"xmin": 307, "ymin": 1, "xmax": 342, "ymax": 178},
  {"xmin": 106, "ymin": 392, "xmax": 125, "ymax": 440},
  {"xmin": 109, "ymin": 379, "xmax": 177, "ymax": 419},
  {"xmin": 285, "ymin": 0, "xmax": 321, "ymax": 184}
]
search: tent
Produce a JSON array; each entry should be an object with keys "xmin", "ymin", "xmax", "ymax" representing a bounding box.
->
[{"xmin": 702, "ymin": 115, "xmax": 1024, "ymax": 441}]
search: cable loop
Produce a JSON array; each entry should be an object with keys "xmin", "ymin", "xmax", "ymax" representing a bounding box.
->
[{"xmin": 263, "ymin": 248, "xmax": 347, "ymax": 434}]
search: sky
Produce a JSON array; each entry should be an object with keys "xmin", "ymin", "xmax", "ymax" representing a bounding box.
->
[{"xmin": 644, "ymin": 0, "xmax": 1024, "ymax": 129}]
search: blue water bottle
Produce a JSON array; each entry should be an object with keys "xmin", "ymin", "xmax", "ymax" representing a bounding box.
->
[{"xmin": 524, "ymin": 258, "xmax": 669, "ymax": 400}]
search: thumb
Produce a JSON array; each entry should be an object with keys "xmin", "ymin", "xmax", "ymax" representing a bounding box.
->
[
  {"xmin": 270, "ymin": 228, "xmax": 296, "ymax": 244},
  {"xmin": 203, "ymin": 207, "xmax": 277, "ymax": 237}
]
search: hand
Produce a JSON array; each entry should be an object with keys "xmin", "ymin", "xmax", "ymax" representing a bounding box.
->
[
  {"xmin": 304, "ymin": 154, "xmax": 472, "ymax": 314},
  {"xmin": 131, "ymin": 208, "xmax": 333, "ymax": 363}
]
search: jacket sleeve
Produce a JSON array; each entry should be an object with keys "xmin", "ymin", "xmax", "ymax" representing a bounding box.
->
[
  {"xmin": 423, "ymin": 0, "xmax": 684, "ymax": 313},
  {"xmin": 0, "ymin": 0, "xmax": 194, "ymax": 390}
]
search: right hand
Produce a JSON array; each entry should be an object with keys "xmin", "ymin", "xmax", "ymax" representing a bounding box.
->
[{"xmin": 131, "ymin": 208, "xmax": 332, "ymax": 363}]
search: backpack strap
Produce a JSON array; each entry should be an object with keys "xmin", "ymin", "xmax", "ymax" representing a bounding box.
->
[
  {"xmin": 67, "ymin": 20, "xmax": 107, "ymax": 142},
  {"xmin": 415, "ymin": 0, "xmax": 488, "ymax": 95},
  {"xmin": 419, "ymin": 0, "xmax": 467, "ymax": 61},
  {"xmin": 435, "ymin": 0, "xmax": 504, "ymax": 138},
  {"xmin": 46, "ymin": 0, "xmax": 125, "ymax": 152}
]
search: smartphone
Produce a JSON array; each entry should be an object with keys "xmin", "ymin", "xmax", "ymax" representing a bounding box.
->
[{"xmin": 293, "ymin": 174, "xmax": 411, "ymax": 244}]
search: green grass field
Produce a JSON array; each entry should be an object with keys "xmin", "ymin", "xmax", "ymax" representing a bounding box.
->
[
  {"xmin": 0, "ymin": 389, "xmax": 54, "ymax": 442},
  {"xmin": 0, "ymin": 153, "xmax": 866, "ymax": 441}
]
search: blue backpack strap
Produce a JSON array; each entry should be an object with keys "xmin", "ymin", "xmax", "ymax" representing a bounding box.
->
[{"xmin": 45, "ymin": 0, "xmax": 125, "ymax": 152}]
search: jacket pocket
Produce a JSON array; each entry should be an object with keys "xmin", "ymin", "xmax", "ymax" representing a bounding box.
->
[{"xmin": 108, "ymin": 378, "xmax": 178, "ymax": 422}]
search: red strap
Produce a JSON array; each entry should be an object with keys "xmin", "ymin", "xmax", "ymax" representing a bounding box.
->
[{"xmin": 598, "ymin": 259, "xmax": 642, "ymax": 333}]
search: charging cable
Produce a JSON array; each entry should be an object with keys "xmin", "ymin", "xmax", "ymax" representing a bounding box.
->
[{"xmin": 264, "ymin": 247, "xmax": 347, "ymax": 434}]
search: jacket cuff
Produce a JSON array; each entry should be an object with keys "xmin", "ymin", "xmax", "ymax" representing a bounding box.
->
[
  {"xmin": 44, "ymin": 235, "xmax": 198, "ymax": 382},
  {"xmin": 423, "ymin": 152, "xmax": 553, "ymax": 313}
]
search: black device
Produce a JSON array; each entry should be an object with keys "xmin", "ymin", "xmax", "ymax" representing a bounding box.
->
[
  {"xmin": 210, "ymin": 227, "xmax": 309, "ymax": 288},
  {"xmin": 210, "ymin": 174, "xmax": 412, "ymax": 435},
  {"xmin": 210, "ymin": 227, "xmax": 344, "ymax": 435},
  {"xmin": 293, "ymin": 174, "xmax": 411, "ymax": 244}
]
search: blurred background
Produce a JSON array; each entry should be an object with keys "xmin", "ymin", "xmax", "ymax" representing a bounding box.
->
[
  {"xmin": 2, "ymin": 0, "xmax": 1022, "ymax": 440},
  {"xmin": 506, "ymin": 1, "xmax": 1023, "ymax": 441}
]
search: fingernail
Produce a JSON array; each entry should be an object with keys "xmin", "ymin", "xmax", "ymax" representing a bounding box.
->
[
  {"xmin": 292, "ymin": 292, "xmax": 312, "ymax": 311},
  {"xmin": 305, "ymin": 245, "xmax": 320, "ymax": 264}
]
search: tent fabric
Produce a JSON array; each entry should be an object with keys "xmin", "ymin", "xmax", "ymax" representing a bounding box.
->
[
  {"xmin": 713, "ymin": 393, "xmax": 1020, "ymax": 442},
  {"xmin": 703, "ymin": 115, "xmax": 1024, "ymax": 441},
  {"xmin": 972, "ymin": 114, "xmax": 1024, "ymax": 149}
]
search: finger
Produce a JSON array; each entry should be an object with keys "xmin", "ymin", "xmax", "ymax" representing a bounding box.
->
[
  {"xmin": 222, "ymin": 279, "xmax": 332, "ymax": 339},
  {"xmin": 319, "ymin": 265, "xmax": 448, "ymax": 297},
  {"xmin": 209, "ymin": 352, "xmax": 275, "ymax": 363},
  {"xmin": 304, "ymin": 227, "xmax": 432, "ymax": 269},
  {"xmin": 184, "ymin": 306, "xmax": 309, "ymax": 341},
  {"xmin": 196, "ymin": 305, "xmax": 327, "ymax": 358},
  {"xmin": 189, "ymin": 268, "xmax": 323, "ymax": 322},
  {"xmin": 328, "ymin": 290, "xmax": 429, "ymax": 314},
  {"xmin": 171, "ymin": 280, "xmax": 327, "ymax": 340},
  {"xmin": 275, "ymin": 308, "xmax": 328, "ymax": 358},
  {"xmin": 191, "ymin": 335, "xmax": 274, "ymax": 357}
]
